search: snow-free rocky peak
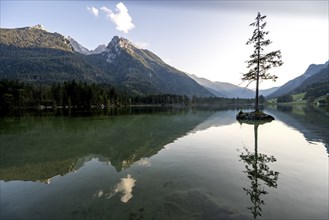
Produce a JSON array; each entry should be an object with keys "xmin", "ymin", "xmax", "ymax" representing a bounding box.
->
[
  {"xmin": 303, "ymin": 62, "xmax": 328, "ymax": 79},
  {"xmin": 93, "ymin": 44, "xmax": 107, "ymax": 54},
  {"xmin": 68, "ymin": 36, "xmax": 107, "ymax": 55},
  {"xmin": 108, "ymin": 36, "xmax": 134, "ymax": 50},
  {"xmin": 29, "ymin": 24, "xmax": 46, "ymax": 31},
  {"xmin": 105, "ymin": 36, "xmax": 136, "ymax": 63},
  {"xmin": 0, "ymin": 25, "xmax": 72, "ymax": 51},
  {"xmin": 68, "ymin": 36, "xmax": 90, "ymax": 55}
]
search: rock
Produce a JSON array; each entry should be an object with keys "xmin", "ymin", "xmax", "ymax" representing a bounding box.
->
[{"xmin": 236, "ymin": 110, "xmax": 275, "ymax": 122}]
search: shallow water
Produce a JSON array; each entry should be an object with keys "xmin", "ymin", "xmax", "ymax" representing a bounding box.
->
[{"xmin": 1, "ymin": 106, "xmax": 328, "ymax": 219}]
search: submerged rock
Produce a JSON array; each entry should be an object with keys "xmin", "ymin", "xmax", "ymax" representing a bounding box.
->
[{"xmin": 236, "ymin": 110, "xmax": 275, "ymax": 122}]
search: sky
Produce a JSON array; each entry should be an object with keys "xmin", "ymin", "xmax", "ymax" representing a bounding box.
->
[{"xmin": 1, "ymin": 0, "xmax": 328, "ymax": 89}]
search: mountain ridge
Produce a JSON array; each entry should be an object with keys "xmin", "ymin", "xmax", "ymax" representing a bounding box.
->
[
  {"xmin": 94, "ymin": 36, "xmax": 213, "ymax": 96},
  {"xmin": 267, "ymin": 61, "xmax": 329, "ymax": 99},
  {"xmin": 68, "ymin": 36, "xmax": 106, "ymax": 55},
  {"xmin": 2, "ymin": 25, "xmax": 325, "ymax": 100},
  {"xmin": 0, "ymin": 25, "xmax": 73, "ymax": 51},
  {"xmin": 189, "ymin": 74, "xmax": 260, "ymax": 98},
  {"xmin": 0, "ymin": 26, "xmax": 212, "ymax": 97}
]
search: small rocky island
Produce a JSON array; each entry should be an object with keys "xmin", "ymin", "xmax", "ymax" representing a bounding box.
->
[{"xmin": 236, "ymin": 110, "xmax": 275, "ymax": 122}]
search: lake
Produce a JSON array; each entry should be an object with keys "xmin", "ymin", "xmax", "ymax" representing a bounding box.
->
[{"xmin": 1, "ymin": 106, "xmax": 328, "ymax": 220}]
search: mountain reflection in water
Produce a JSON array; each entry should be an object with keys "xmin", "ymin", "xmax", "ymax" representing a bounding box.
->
[
  {"xmin": 0, "ymin": 109, "xmax": 222, "ymax": 182},
  {"xmin": 266, "ymin": 105, "xmax": 329, "ymax": 154},
  {"xmin": 0, "ymin": 107, "xmax": 328, "ymax": 220}
]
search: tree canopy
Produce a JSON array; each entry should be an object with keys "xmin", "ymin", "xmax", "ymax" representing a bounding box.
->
[{"xmin": 242, "ymin": 12, "xmax": 283, "ymax": 111}]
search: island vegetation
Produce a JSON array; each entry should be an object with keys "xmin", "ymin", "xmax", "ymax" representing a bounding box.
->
[{"xmin": 237, "ymin": 12, "xmax": 283, "ymax": 121}]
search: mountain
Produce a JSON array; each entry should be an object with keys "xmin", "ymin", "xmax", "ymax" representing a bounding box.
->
[
  {"xmin": 0, "ymin": 26, "xmax": 108, "ymax": 83},
  {"xmin": 68, "ymin": 36, "xmax": 106, "ymax": 55},
  {"xmin": 259, "ymin": 87, "xmax": 279, "ymax": 97},
  {"xmin": 188, "ymin": 74, "xmax": 255, "ymax": 98},
  {"xmin": 0, "ymin": 25, "xmax": 73, "ymax": 51},
  {"xmin": 0, "ymin": 26, "xmax": 212, "ymax": 97},
  {"xmin": 290, "ymin": 64, "xmax": 329, "ymax": 95},
  {"xmin": 67, "ymin": 36, "xmax": 90, "ymax": 54},
  {"xmin": 92, "ymin": 44, "xmax": 107, "ymax": 54},
  {"xmin": 267, "ymin": 61, "xmax": 329, "ymax": 99},
  {"xmin": 87, "ymin": 36, "xmax": 213, "ymax": 96}
]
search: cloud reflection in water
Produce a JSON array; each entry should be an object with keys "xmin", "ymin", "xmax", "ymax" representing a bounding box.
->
[
  {"xmin": 94, "ymin": 174, "xmax": 136, "ymax": 203},
  {"xmin": 134, "ymin": 158, "xmax": 151, "ymax": 167}
]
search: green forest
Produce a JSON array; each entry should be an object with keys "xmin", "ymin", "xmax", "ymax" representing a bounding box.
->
[{"xmin": 0, "ymin": 80, "xmax": 256, "ymax": 114}]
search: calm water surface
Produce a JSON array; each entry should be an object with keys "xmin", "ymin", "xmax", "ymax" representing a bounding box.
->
[{"xmin": 1, "ymin": 106, "xmax": 328, "ymax": 220}]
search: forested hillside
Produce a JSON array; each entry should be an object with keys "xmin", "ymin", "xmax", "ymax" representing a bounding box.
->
[{"xmin": 0, "ymin": 27, "xmax": 212, "ymax": 97}]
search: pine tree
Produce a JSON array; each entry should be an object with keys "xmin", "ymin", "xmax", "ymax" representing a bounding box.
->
[{"xmin": 243, "ymin": 12, "xmax": 283, "ymax": 111}]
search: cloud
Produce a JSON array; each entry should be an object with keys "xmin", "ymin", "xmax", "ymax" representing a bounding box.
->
[
  {"xmin": 111, "ymin": 174, "xmax": 136, "ymax": 203},
  {"xmin": 94, "ymin": 174, "xmax": 136, "ymax": 203},
  {"xmin": 100, "ymin": 6, "xmax": 112, "ymax": 15},
  {"xmin": 101, "ymin": 2, "xmax": 135, "ymax": 33},
  {"xmin": 87, "ymin": 6, "xmax": 99, "ymax": 17}
]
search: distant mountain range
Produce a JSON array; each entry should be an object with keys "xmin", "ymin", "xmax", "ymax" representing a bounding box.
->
[
  {"xmin": 189, "ymin": 74, "xmax": 279, "ymax": 98},
  {"xmin": 0, "ymin": 25, "xmax": 327, "ymax": 99},
  {"xmin": 267, "ymin": 61, "xmax": 329, "ymax": 99},
  {"xmin": 259, "ymin": 87, "xmax": 279, "ymax": 97},
  {"xmin": 68, "ymin": 36, "xmax": 107, "ymax": 55},
  {"xmin": 189, "ymin": 74, "xmax": 254, "ymax": 98}
]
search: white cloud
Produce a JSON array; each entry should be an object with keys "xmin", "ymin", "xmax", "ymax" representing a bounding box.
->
[
  {"xmin": 109, "ymin": 174, "xmax": 136, "ymax": 203},
  {"xmin": 101, "ymin": 2, "xmax": 135, "ymax": 34},
  {"xmin": 94, "ymin": 174, "xmax": 136, "ymax": 203},
  {"xmin": 100, "ymin": 6, "xmax": 111, "ymax": 15},
  {"xmin": 87, "ymin": 6, "xmax": 99, "ymax": 17}
]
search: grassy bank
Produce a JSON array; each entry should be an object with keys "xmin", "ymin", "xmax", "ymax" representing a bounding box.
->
[{"xmin": 267, "ymin": 92, "xmax": 328, "ymax": 105}]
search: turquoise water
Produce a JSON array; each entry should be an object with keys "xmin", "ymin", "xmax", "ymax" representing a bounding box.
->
[{"xmin": 1, "ymin": 107, "xmax": 328, "ymax": 219}]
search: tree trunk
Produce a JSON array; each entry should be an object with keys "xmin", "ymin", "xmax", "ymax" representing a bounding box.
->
[{"xmin": 255, "ymin": 14, "xmax": 260, "ymax": 111}]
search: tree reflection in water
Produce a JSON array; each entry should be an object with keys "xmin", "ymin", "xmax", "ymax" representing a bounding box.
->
[{"xmin": 239, "ymin": 122, "xmax": 279, "ymax": 219}]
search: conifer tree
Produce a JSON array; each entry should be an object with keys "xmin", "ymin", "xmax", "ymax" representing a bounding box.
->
[{"xmin": 243, "ymin": 12, "xmax": 283, "ymax": 111}]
